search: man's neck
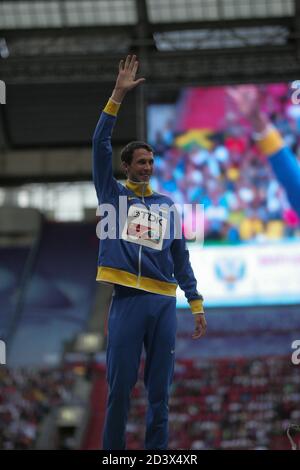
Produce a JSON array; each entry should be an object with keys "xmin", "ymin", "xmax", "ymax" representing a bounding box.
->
[{"xmin": 125, "ymin": 179, "xmax": 153, "ymax": 197}]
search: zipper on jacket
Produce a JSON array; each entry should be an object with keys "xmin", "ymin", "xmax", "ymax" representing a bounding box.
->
[
  {"xmin": 136, "ymin": 183, "xmax": 146, "ymax": 288},
  {"xmin": 137, "ymin": 245, "xmax": 142, "ymax": 287}
]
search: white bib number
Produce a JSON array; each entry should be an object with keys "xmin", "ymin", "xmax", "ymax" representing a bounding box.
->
[{"xmin": 121, "ymin": 204, "xmax": 167, "ymax": 251}]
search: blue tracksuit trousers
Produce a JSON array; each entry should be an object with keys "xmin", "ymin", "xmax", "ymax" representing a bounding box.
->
[{"xmin": 102, "ymin": 285, "xmax": 177, "ymax": 450}]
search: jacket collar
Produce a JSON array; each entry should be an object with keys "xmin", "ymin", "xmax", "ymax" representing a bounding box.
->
[{"xmin": 125, "ymin": 179, "xmax": 153, "ymax": 197}]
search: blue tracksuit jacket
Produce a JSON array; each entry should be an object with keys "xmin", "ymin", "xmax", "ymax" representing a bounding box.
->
[
  {"xmin": 256, "ymin": 126, "xmax": 300, "ymax": 217},
  {"xmin": 92, "ymin": 98, "xmax": 203, "ymax": 314}
]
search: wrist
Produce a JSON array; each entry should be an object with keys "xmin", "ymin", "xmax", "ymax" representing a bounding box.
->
[
  {"xmin": 189, "ymin": 297, "xmax": 204, "ymax": 315},
  {"xmin": 103, "ymin": 97, "xmax": 121, "ymax": 117},
  {"xmin": 249, "ymin": 112, "xmax": 269, "ymax": 134},
  {"xmin": 112, "ymin": 87, "xmax": 127, "ymax": 103},
  {"xmin": 252, "ymin": 123, "xmax": 275, "ymax": 141}
]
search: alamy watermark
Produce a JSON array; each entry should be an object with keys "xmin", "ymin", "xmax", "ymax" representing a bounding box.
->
[
  {"xmin": 291, "ymin": 339, "xmax": 300, "ymax": 365},
  {"xmin": 0, "ymin": 79, "xmax": 6, "ymax": 104},
  {"xmin": 291, "ymin": 80, "xmax": 300, "ymax": 105},
  {"xmin": 0, "ymin": 340, "xmax": 6, "ymax": 365},
  {"xmin": 96, "ymin": 198, "xmax": 205, "ymax": 245}
]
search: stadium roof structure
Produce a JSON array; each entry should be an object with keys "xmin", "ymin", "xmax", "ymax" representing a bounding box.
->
[
  {"xmin": 1, "ymin": 0, "xmax": 300, "ymax": 85},
  {"xmin": 2, "ymin": 0, "xmax": 300, "ymax": 186},
  {"xmin": 0, "ymin": 0, "xmax": 294, "ymax": 29}
]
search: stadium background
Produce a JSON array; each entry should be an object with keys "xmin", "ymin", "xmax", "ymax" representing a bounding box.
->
[{"xmin": 0, "ymin": 0, "xmax": 300, "ymax": 450}]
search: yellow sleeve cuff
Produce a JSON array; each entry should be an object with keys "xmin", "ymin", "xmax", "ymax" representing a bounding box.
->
[
  {"xmin": 103, "ymin": 98, "xmax": 121, "ymax": 117},
  {"xmin": 256, "ymin": 128, "xmax": 284, "ymax": 156},
  {"xmin": 189, "ymin": 299, "xmax": 204, "ymax": 314}
]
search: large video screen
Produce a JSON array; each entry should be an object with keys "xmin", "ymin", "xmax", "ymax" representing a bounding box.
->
[{"xmin": 147, "ymin": 83, "xmax": 300, "ymax": 307}]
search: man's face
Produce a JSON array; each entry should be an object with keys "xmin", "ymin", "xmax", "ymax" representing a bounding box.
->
[{"xmin": 125, "ymin": 148, "xmax": 154, "ymax": 183}]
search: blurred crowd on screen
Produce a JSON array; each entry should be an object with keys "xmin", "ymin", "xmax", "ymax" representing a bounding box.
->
[{"xmin": 150, "ymin": 84, "xmax": 300, "ymax": 242}]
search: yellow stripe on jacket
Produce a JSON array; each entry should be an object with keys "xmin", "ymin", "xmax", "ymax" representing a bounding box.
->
[
  {"xmin": 103, "ymin": 98, "xmax": 120, "ymax": 117},
  {"xmin": 256, "ymin": 128, "xmax": 284, "ymax": 156},
  {"xmin": 97, "ymin": 266, "xmax": 177, "ymax": 297}
]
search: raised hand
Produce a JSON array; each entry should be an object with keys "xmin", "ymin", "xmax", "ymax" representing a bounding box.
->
[
  {"xmin": 112, "ymin": 55, "xmax": 145, "ymax": 103},
  {"xmin": 227, "ymin": 85, "xmax": 261, "ymax": 119},
  {"xmin": 227, "ymin": 84, "xmax": 269, "ymax": 133}
]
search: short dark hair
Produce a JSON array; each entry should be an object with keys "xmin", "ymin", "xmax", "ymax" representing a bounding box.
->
[{"xmin": 120, "ymin": 141, "xmax": 153, "ymax": 165}]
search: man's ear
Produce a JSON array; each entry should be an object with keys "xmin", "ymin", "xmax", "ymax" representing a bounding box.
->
[{"xmin": 121, "ymin": 161, "xmax": 128, "ymax": 176}]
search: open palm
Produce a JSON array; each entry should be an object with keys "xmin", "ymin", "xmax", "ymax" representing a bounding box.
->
[
  {"xmin": 115, "ymin": 55, "xmax": 145, "ymax": 92},
  {"xmin": 227, "ymin": 85, "xmax": 261, "ymax": 119}
]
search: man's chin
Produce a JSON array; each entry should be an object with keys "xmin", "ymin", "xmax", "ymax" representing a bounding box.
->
[{"xmin": 139, "ymin": 176, "xmax": 150, "ymax": 182}]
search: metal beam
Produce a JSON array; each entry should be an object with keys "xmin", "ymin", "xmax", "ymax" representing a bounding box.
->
[
  {"xmin": 1, "ymin": 17, "xmax": 293, "ymax": 40},
  {"xmin": 148, "ymin": 16, "xmax": 293, "ymax": 33},
  {"xmin": 1, "ymin": 46, "xmax": 299, "ymax": 84},
  {"xmin": 295, "ymin": 0, "xmax": 300, "ymax": 59},
  {"xmin": 135, "ymin": 0, "xmax": 157, "ymax": 47},
  {"xmin": 134, "ymin": 0, "xmax": 153, "ymax": 140},
  {"xmin": 2, "ymin": 25, "xmax": 135, "ymax": 40}
]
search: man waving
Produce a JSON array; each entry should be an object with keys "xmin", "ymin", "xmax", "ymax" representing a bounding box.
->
[{"xmin": 92, "ymin": 55, "xmax": 206, "ymax": 450}]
